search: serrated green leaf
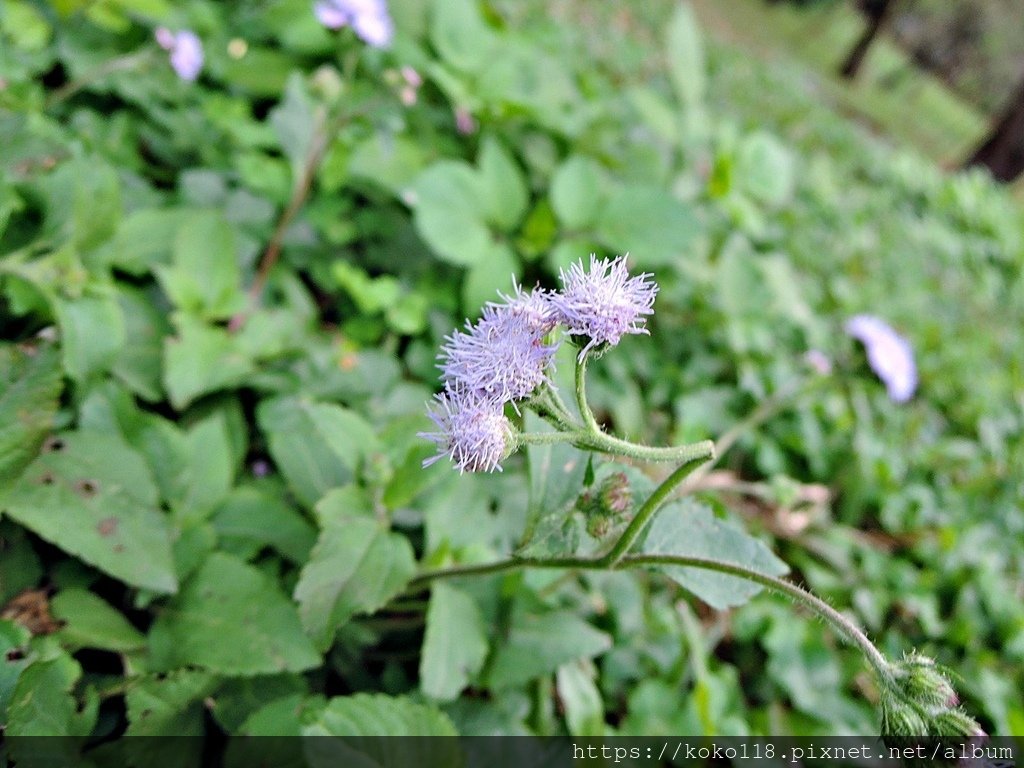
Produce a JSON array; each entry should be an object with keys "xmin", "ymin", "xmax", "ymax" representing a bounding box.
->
[
  {"xmin": 163, "ymin": 317, "xmax": 255, "ymax": 410},
  {"xmin": 257, "ymin": 397, "xmax": 379, "ymax": 508},
  {"xmin": 550, "ymin": 155, "xmax": 603, "ymax": 230},
  {"xmin": 420, "ymin": 583, "xmax": 488, "ymax": 702},
  {"xmin": 294, "ymin": 514, "xmax": 416, "ymax": 651},
  {"xmin": 210, "ymin": 674, "xmax": 308, "ymax": 734},
  {"xmin": 51, "ymin": 588, "xmax": 145, "ymax": 652},
  {"xmin": 595, "ymin": 185, "xmax": 697, "ymax": 267},
  {"xmin": 411, "ymin": 161, "xmax": 489, "ymax": 266},
  {"xmin": 126, "ymin": 669, "xmax": 216, "ymax": 736},
  {"xmin": 0, "ymin": 343, "xmax": 62, "ymax": 485},
  {"xmin": 0, "ymin": 431, "xmax": 177, "ymax": 594},
  {"xmin": 641, "ymin": 498, "xmax": 788, "ymax": 610},
  {"xmin": 54, "ymin": 289, "xmax": 126, "ymax": 381},
  {"xmin": 486, "ymin": 609, "xmax": 611, "ymax": 690},
  {"xmin": 148, "ymin": 552, "xmax": 320, "ymax": 676},
  {"xmin": 6, "ymin": 653, "xmax": 97, "ymax": 736},
  {"xmin": 477, "ymin": 136, "xmax": 528, "ymax": 231},
  {"xmin": 303, "ymin": 693, "xmax": 458, "ymax": 736},
  {"xmin": 211, "ymin": 484, "xmax": 316, "ymax": 564}
]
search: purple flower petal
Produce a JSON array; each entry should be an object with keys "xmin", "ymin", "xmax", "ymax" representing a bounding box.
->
[
  {"xmin": 419, "ymin": 389, "xmax": 513, "ymax": 473},
  {"xmin": 845, "ymin": 314, "xmax": 918, "ymax": 403},
  {"xmin": 551, "ymin": 255, "xmax": 659, "ymax": 359},
  {"xmin": 169, "ymin": 30, "xmax": 203, "ymax": 82},
  {"xmin": 313, "ymin": 0, "xmax": 393, "ymax": 47}
]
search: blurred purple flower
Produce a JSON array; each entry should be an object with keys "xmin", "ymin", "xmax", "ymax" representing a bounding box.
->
[
  {"xmin": 419, "ymin": 389, "xmax": 513, "ymax": 473},
  {"xmin": 845, "ymin": 314, "xmax": 918, "ymax": 403},
  {"xmin": 155, "ymin": 27, "xmax": 203, "ymax": 82},
  {"xmin": 439, "ymin": 297, "xmax": 558, "ymax": 405},
  {"xmin": 314, "ymin": 0, "xmax": 394, "ymax": 48},
  {"xmin": 804, "ymin": 349, "xmax": 833, "ymax": 376},
  {"xmin": 551, "ymin": 255, "xmax": 659, "ymax": 359},
  {"xmin": 454, "ymin": 106, "xmax": 476, "ymax": 135}
]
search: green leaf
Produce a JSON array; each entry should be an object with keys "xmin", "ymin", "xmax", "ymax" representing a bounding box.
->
[
  {"xmin": 175, "ymin": 412, "xmax": 235, "ymax": 522},
  {"xmin": 0, "ymin": 342, "xmax": 62, "ymax": 485},
  {"xmin": 550, "ymin": 155, "xmax": 604, "ymax": 230},
  {"xmin": 105, "ymin": 208, "xmax": 185, "ymax": 276},
  {"xmin": 41, "ymin": 157, "xmax": 121, "ymax": 251},
  {"xmin": 210, "ymin": 674, "xmax": 307, "ymax": 734},
  {"xmin": 126, "ymin": 669, "xmax": 216, "ymax": 736},
  {"xmin": 257, "ymin": 397, "xmax": 379, "ymax": 508},
  {"xmin": 6, "ymin": 653, "xmax": 97, "ymax": 736},
  {"xmin": 112, "ymin": 286, "xmax": 170, "ymax": 401},
  {"xmin": 641, "ymin": 498, "xmax": 788, "ymax": 610},
  {"xmin": 420, "ymin": 583, "xmax": 488, "ymax": 702},
  {"xmin": 0, "ymin": 431, "xmax": 177, "ymax": 594},
  {"xmin": 461, "ymin": 240, "xmax": 518, "ymax": 315},
  {"xmin": 270, "ymin": 74, "xmax": 317, "ymax": 186},
  {"xmin": 556, "ymin": 660, "xmax": 605, "ymax": 736},
  {"xmin": 665, "ymin": 2, "xmax": 707, "ymax": 117},
  {"xmin": 411, "ymin": 161, "xmax": 489, "ymax": 266},
  {"xmin": 294, "ymin": 512, "xmax": 416, "ymax": 651},
  {"xmin": 147, "ymin": 552, "xmax": 320, "ymax": 676},
  {"xmin": 303, "ymin": 693, "xmax": 457, "ymax": 736},
  {"xmin": 0, "ymin": 523, "xmax": 43, "ymax": 605},
  {"xmin": 156, "ymin": 211, "xmax": 244, "ymax": 320},
  {"xmin": 51, "ymin": 588, "xmax": 145, "ymax": 652},
  {"xmin": 164, "ymin": 317, "xmax": 255, "ymax": 410},
  {"xmin": 54, "ymin": 289, "xmax": 126, "ymax": 381},
  {"xmin": 477, "ymin": 136, "xmax": 528, "ymax": 231},
  {"xmin": 348, "ymin": 134, "xmax": 426, "ymax": 195},
  {"xmin": 736, "ymin": 131, "xmax": 796, "ymax": 207},
  {"xmin": 0, "ymin": 619, "xmax": 31, "ymax": 723},
  {"xmin": 486, "ymin": 609, "xmax": 611, "ymax": 690},
  {"xmin": 429, "ymin": 0, "xmax": 496, "ymax": 74},
  {"xmin": 595, "ymin": 185, "xmax": 697, "ymax": 267},
  {"xmin": 212, "ymin": 484, "xmax": 316, "ymax": 564}
]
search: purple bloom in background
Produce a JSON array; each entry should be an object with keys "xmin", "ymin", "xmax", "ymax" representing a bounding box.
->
[
  {"xmin": 314, "ymin": 0, "xmax": 394, "ymax": 48},
  {"xmin": 845, "ymin": 314, "xmax": 918, "ymax": 403},
  {"xmin": 552, "ymin": 255, "xmax": 659, "ymax": 358},
  {"xmin": 419, "ymin": 389, "xmax": 513, "ymax": 473},
  {"xmin": 439, "ymin": 298, "xmax": 558, "ymax": 405},
  {"xmin": 155, "ymin": 27, "xmax": 203, "ymax": 82}
]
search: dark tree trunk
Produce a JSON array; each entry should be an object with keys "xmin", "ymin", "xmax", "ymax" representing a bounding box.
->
[
  {"xmin": 839, "ymin": 0, "xmax": 899, "ymax": 80},
  {"xmin": 965, "ymin": 77, "xmax": 1024, "ymax": 182}
]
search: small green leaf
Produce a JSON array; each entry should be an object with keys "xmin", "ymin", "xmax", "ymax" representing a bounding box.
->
[
  {"xmin": 164, "ymin": 317, "xmax": 255, "ymax": 410},
  {"xmin": 0, "ymin": 431, "xmax": 177, "ymax": 594},
  {"xmin": 270, "ymin": 74, "xmax": 317, "ymax": 187},
  {"xmin": 736, "ymin": 131, "xmax": 796, "ymax": 207},
  {"xmin": 54, "ymin": 289, "xmax": 126, "ymax": 382},
  {"xmin": 551, "ymin": 155, "xmax": 603, "ymax": 230},
  {"xmin": 147, "ymin": 552, "xmax": 320, "ymax": 676},
  {"xmin": 126, "ymin": 670, "xmax": 216, "ymax": 736},
  {"xmin": 0, "ymin": 619, "xmax": 32, "ymax": 723},
  {"xmin": 556, "ymin": 660, "xmax": 605, "ymax": 736},
  {"xmin": 210, "ymin": 674, "xmax": 308, "ymax": 734},
  {"xmin": 6, "ymin": 653, "xmax": 97, "ymax": 736},
  {"xmin": 641, "ymin": 498, "xmax": 788, "ymax": 610},
  {"xmin": 486, "ymin": 609, "xmax": 611, "ymax": 690},
  {"xmin": 595, "ymin": 185, "xmax": 697, "ymax": 267},
  {"xmin": 461, "ymin": 240, "xmax": 518, "ymax": 315},
  {"xmin": 302, "ymin": 693, "xmax": 458, "ymax": 736},
  {"xmin": 294, "ymin": 513, "xmax": 416, "ymax": 650},
  {"xmin": 477, "ymin": 136, "xmax": 528, "ymax": 231},
  {"xmin": 665, "ymin": 2, "xmax": 707, "ymax": 126},
  {"xmin": 0, "ymin": 342, "xmax": 63, "ymax": 485},
  {"xmin": 429, "ymin": 0, "xmax": 496, "ymax": 74},
  {"xmin": 156, "ymin": 211, "xmax": 244, "ymax": 320},
  {"xmin": 420, "ymin": 583, "xmax": 488, "ymax": 702},
  {"xmin": 51, "ymin": 589, "xmax": 146, "ymax": 652},
  {"xmin": 212, "ymin": 484, "xmax": 316, "ymax": 564},
  {"xmin": 257, "ymin": 397, "xmax": 379, "ymax": 508},
  {"xmin": 112, "ymin": 286, "xmax": 170, "ymax": 401},
  {"xmin": 411, "ymin": 161, "xmax": 489, "ymax": 266}
]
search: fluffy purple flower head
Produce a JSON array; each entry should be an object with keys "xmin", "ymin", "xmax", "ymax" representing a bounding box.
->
[
  {"xmin": 439, "ymin": 298, "xmax": 558, "ymax": 405},
  {"xmin": 845, "ymin": 314, "xmax": 918, "ymax": 403},
  {"xmin": 155, "ymin": 28, "xmax": 203, "ymax": 82},
  {"xmin": 551, "ymin": 255, "xmax": 659, "ymax": 359},
  {"xmin": 314, "ymin": 0, "xmax": 394, "ymax": 48},
  {"xmin": 419, "ymin": 389, "xmax": 513, "ymax": 473},
  {"xmin": 488, "ymin": 280, "xmax": 558, "ymax": 336}
]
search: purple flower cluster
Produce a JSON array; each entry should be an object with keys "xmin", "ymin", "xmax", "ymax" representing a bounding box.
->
[
  {"xmin": 155, "ymin": 28, "xmax": 203, "ymax": 82},
  {"xmin": 422, "ymin": 257, "xmax": 659, "ymax": 473},
  {"xmin": 552, "ymin": 255, "xmax": 658, "ymax": 359},
  {"xmin": 845, "ymin": 314, "xmax": 917, "ymax": 403},
  {"xmin": 314, "ymin": 0, "xmax": 394, "ymax": 48}
]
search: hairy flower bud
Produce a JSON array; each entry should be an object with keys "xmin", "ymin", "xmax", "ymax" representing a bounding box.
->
[{"xmin": 419, "ymin": 389, "xmax": 514, "ymax": 473}]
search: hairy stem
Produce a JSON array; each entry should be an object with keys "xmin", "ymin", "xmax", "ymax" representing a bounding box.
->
[{"xmin": 574, "ymin": 353, "xmax": 602, "ymax": 434}]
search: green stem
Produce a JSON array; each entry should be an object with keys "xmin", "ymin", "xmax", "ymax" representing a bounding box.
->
[
  {"xmin": 518, "ymin": 431, "xmax": 581, "ymax": 446},
  {"xmin": 574, "ymin": 353, "xmax": 601, "ymax": 433},
  {"xmin": 407, "ymin": 551, "xmax": 891, "ymax": 685},
  {"xmin": 623, "ymin": 554, "xmax": 892, "ymax": 683},
  {"xmin": 598, "ymin": 451, "xmax": 712, "ymax": 566}
]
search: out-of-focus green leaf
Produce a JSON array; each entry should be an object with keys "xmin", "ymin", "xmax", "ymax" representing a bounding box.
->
[
  {"xmin": 211, "ymin": 484, "xmax": 316, "ymax": 564},
  {"xmin": 429, "ymin": 0, "xmax": 496, "ymax": 74},
  {"xmin": 51, "ymin": 589, "xmax": 145, "ymax": 652},
  {"xmin": 163, "ymin": 317, "xmax": 255, "ymax": 410},
  {"xmin": 302, "ymin": 693, "xmax": 458, "ymax": 736},
  {"xmin": 54, "ymin": 289, "xmax": 126, "ymax": 382},
  {"xmin": 6, "ymin": 652, "xmax": 97, "ymax": 736},
  {"xmin": 477, "ymin": 136, "xmax": 528, "ymax": 231},
  {"xmin": 551, "ymin": 155, "xmax": 603, "ymax": 230},
  {"xmin": 411, "ymin": 161, "xmax": 489, "ymax": 266},
  {"xmin": 294, "ymin": 511, "xmax": 416, "ymax": 651},
  {"xmin": 0, "ymin": 431, "xmax": 177, "ymax": 594},
  {"xmin": 156, "ymin": 211, "xmax": 244, "ymax": 320},
  {"xmin": 148, "ymin": 553, "xmax": 320, "ymax": 676},
  {"xmin": 420, "ymin": 583, "xmax": 488, "ymax": 702},
  {"xmin": 0, "ymin": 343, "xmax": 62, "ymax": 484},
  {"xmin": 556, "ymin": 660, "xmax": 605, "ymax": 736},
  {"xmin": 595, "ymin": 185, "xmax": 697, "ymax": 266}
]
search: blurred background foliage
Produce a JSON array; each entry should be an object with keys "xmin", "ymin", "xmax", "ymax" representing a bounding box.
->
[{"xmin": 0, "ymin": 0, "xmax": 1021, "ymax": 744}]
